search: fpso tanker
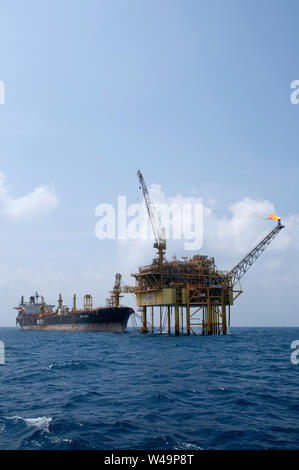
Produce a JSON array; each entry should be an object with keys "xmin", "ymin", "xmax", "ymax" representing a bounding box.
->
[{"xmin": 15, "ymin": 289, "xmax": 134, "ymax": 332}]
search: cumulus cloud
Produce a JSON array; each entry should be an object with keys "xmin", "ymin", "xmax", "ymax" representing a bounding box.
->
[
  {"xmin": 0, "ymin": 172, "xmax": 58, "ymax": 219},
  {"xmin": 204, "ymin": 197, "xmax": 291, "ymax": 256}
]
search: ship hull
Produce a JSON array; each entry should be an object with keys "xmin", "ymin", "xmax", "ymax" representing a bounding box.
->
[{"xmin": 17, "ymin": 307, "xmax": 133, "ymax": 332}]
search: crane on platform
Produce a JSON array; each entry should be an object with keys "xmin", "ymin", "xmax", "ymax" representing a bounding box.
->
[
  {"xmin": 106, "ymin": 273, "xmax": 123, "ymax": 307},
  {"xmin": 228, "ymin": 217, "xmax": 285, "ymax": 287},
  {"xmin": 137, "ymin": 170, "xmax": 166, "ymax": 265}
]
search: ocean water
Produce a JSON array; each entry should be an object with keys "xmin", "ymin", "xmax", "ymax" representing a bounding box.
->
[{"xmin": 0, "ymin": 327, "xmax": 298, "ymax": 450}]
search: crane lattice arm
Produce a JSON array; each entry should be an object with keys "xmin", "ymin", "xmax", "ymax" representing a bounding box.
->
[
  {"xmin": 228, "ymin": 219, "xmax": 285, "ymax": 287},
  {"xmin": 137, "ymin": 170, "xmax": 160, "ymax": 244},
  {"xmin": 107, "ymin": 273, "xmax": 123, "ymax": 307},
  {"xmin": 137, "ymin": 170, "xmax": 166, "ymax": 264}
]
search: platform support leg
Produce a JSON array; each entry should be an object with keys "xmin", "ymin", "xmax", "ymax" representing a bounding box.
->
[
  {"xmin": 174, "ymin": 304, "xmax": 180, "ymax": 336},
  {"xmin": 142, "ymin": 306, "xmax": 147, "ymax": 334}
]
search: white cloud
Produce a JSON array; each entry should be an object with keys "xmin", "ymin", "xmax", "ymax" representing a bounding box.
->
[
  {"xmin": 0, "ymin": 172, "xmax": 58, "ymax": 219},
  {"xmin": 204, "ymin": 197, "xmax": 291, "ymax": 256}
]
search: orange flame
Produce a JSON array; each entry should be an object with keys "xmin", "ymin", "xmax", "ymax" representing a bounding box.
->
[{"xmin": 268, "ymin": 214, "xmax": 280, "ymax": 220}]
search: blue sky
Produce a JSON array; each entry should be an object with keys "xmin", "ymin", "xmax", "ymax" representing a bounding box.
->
[{"xmin": 0, "ymin": 0, "xmax": 298, "ymax": 326}]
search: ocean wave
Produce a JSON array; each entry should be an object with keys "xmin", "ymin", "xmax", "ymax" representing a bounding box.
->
[
  {"xmin": 44, "ymin": 360, "xmax": 87, "ymax": 371},
  {"xmin": 173, "ymin": 442, "xmax": 204, "ymax": 450},
  {"xmin": 6, "ymin": 416, "xmax": 52, "ymax": 433}
]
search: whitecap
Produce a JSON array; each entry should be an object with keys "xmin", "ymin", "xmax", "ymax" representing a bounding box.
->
[
  {"xmin": 174, "ymin": 442, "xmax": 204, "ymax": 450},
  {"xmin": 6, "ymin": 416, "xmax": 52, "ymax": 433},
  {"xmin": 31, "ymin": 440, "xmax": 42, "ymax": 447},
  {"xmin": 48, "ymin": 436, "xmax": 73, "ymax": 445}
]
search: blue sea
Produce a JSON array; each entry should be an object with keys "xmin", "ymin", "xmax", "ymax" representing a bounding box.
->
[{"xmin": 0, "ymin": 327, "xmax": 298, "ymax": 450}]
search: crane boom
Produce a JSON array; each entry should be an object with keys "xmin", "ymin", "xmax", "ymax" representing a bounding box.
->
[
  {"xmin": 137, "ymin": 170, "xmax": 160, "ymax": 244},
  {"xmin": 228, "ymin": 219, "xmax": 285, "ymax": 287},
  {"xmin": 137, "ymin": 170, "xmax": 166, "ymax": 264},
  {"xmin": 107, "ymin": 273, "xmax": 123, "ymax": 307}
]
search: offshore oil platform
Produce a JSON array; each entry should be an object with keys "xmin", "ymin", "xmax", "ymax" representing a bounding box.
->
[{"xmin": 111, "ymin": 171, "xmax": 285, "ymax": 336}]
